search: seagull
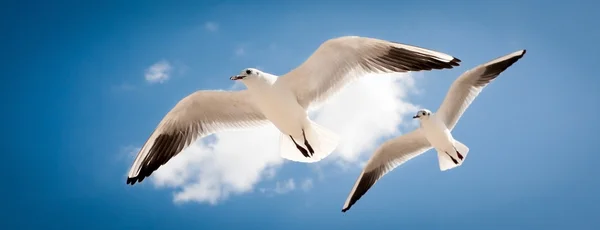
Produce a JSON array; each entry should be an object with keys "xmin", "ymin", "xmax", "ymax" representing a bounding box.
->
[
  {"xmin": 341, "ymin": 49, "xmax": 527, "ymax": 212},
  {"xmin": 126, "ymin": 35, "xmax": 462, "ymax": 185}
]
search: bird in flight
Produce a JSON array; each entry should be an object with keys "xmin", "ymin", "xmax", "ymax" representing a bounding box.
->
[
  {"xmin": 341, "ymin": 49, "xmax": 527, "ymax": 212},
  {"xmin": 126, "ymin": 36, "xmax": 462, "ymax": 185}
]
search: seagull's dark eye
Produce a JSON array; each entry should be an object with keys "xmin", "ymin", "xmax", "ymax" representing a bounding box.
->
[{"xmin": 245, "ymin": 69, "xmax": 252, "ymax": 75}]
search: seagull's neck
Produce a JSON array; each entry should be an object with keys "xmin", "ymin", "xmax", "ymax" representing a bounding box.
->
[
  {"xmin": 420, "ymin": 114, "xmax": 446, "ymax": 130},
  {"xmin": 418, "ymin": 116, "xmax": 433, "ymax": 127},
  {"xmin": 243, "ymin": 74, "xmax": 278, "ymax": 91},
  {"xmin": 261, "ymin": 73, "xmax": 279, "ymax": 84}
]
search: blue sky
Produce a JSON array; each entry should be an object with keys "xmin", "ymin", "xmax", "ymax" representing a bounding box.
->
[{"xmin": 3, "ymin": 0, "xmax": 599, "ymax": 229}]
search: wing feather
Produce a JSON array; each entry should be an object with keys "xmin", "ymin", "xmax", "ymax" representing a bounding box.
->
[
  {"xmin": 126, "ymin": 90, "xmax": 269, "ymax": 185},
  {"xmin": 436, "ymin": 50, "xmax": 526, "ymax": 130},
  {"xmin": 276, "ymin": 36, "xmax": 461, "ymax": 109},
  {"xmin": 342, "ymin": 129, "xmax": 432, "ymax": 212}
]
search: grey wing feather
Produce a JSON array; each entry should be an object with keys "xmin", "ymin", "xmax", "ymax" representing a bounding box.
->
[
  {"xmin": 126, "ymin": 90, "xmax": 269, "ymax": 185},
  {"xmin": 276, "ymin": 36, "xmax": 461, "ymax": 109},
  {"xmin": 342, "ymin": 129, "xmax": 432, "ymax": 212},
  {"xmin": 437, "ymin": 49, "xmax": 527, "ymax": 130}
]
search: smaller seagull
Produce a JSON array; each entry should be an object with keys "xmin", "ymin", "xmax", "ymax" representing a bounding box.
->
[
  {"xmin": 126, "ymin": 35, "xmax": 462, "ymax": 185},
  {"xmin": 341, "ymin": 49, "xmax": 527, "ymax": 212}
]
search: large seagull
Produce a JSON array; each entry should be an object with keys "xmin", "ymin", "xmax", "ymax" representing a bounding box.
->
[
  {"xmin": 126, "ymin": 35, "xmax": 462, "ymax": 185},
  {"xmin": 341, "ymin": 49, "xmax": 527, "ymax": 212}
]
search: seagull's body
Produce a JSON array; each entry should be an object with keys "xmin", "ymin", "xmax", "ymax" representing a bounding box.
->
[
  {"xmin": 239, "ymin": 72, "xmax": 304, "ymax": 139},
  {"xmin": 126, "ymin": 35, "xmax": 463, "ymax": 185},
  {"xmin": 239, "ymin": 71, "xmax": 326, "ymax": 160},
  {"xmin": 341, "ymin": 49, "xmax": 527, "ymax": 212},
  {"xmin": 419, "ymin": 111, "xmax": 465, "ymax": 164}
]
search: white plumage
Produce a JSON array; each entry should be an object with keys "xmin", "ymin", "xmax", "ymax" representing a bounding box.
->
[
  {"xmin": 126, "ymin": 36, "xmax": 462, "ymax": 185},
  {"xmin": 341, "ymin": 49, "xmax": 527, "ymax": 212}
]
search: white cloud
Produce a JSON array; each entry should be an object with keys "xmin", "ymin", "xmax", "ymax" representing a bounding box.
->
[
  {"xmin": 144, "ymin": 60, "xmax": 172, "ymax": 84},
  {"xmin": 258, "ymin": 178, "xmax": 299, "ymax": 196},
  {"xmin": 300, "ymin": 178, "xmax": 313, "ymax": 191},
  {"xmin": 273, "ymin": 178, "xmax": 296, "ymax": 194},
  {"xmin": 310, "ymin": 73, "xmax": 419, "ymax": 166},
  {"xmin": 151, "ymin": 124, "xmax": 284, "ymax": 204},
  {"xmin": 149, "ymin": 72, "xmax": 420, "ymax": 204},
  {"xmin": 204, "ymin": 22, "xmax": 219, "ymax": 32}
]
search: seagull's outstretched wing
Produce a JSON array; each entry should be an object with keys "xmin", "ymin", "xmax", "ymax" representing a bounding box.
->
[
  {"xmin": 342, "ymin": 129, "xmax": 432, "ymax": 212},
  {"xmin": 275, "ymin": 36, "xmax": 461, "ymax": 109},
  {"xmin": 436, "ymin": 49, "xmax": 527, "ymax": 131},
  {"xmin": 126, "ymin": 90, "xmax": 269, "ymax": 185}
]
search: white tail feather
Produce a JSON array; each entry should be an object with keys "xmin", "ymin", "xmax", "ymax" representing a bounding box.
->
[
  {"xmin": 437, "ymin": 139, "xmax": 470, "ymax": 171},
  {"xmin": 279, "ymin": 120, "xmax": 339, "ymax": 163}
]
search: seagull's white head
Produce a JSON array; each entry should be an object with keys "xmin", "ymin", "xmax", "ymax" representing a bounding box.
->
[
  {"xmin": 412, "ymin": 109, "xmax": 432, "ymax": 120},
  {"xmin": 230, "ymin": 68, "xmax": 262, "ymax": 81},
  {"xmin": 230, "ymin": 68, "xmax": 277, "ymax": 88}
]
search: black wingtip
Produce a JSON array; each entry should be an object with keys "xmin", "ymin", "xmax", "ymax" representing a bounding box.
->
[
  {"xmin": 449, "ymin": 57, "xmax": 462, "ymax": 67},
  {"xmin": 126, "ymin": 177, "xmax": 136, "ymax": 185},
  {"xmin": 126, "ymin": 177, "xmax": 137, "ymax": 185},
  {"xmin": 342, "ymin": 207, "xmax": 349, "ymax": 213},
  {"xmin": 126, "ymin": 176, "xmax": 145, "ymax": 185},
  {"xmin": 481, "ymin": 49, "xmax": 527, "ymax": 80},
  {"xmin": 125, "ymin": 132, "xmax": 187, "ymax": 186},
  {"xmin": 514, "ymin": 49, "xmax": 527, "ymax": 59}
]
